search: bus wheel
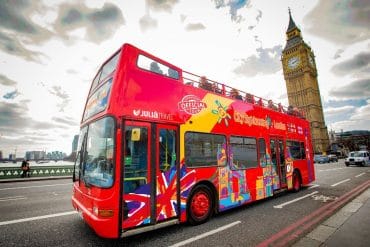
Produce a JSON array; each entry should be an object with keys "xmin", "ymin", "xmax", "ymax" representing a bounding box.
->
[
  {"xmin": 292, "ymin": 171, "xmax": 301, "ymax": 192},
  {"xmin": 188, "ymin": 185, "xmax": 213, "ymax": 225}
]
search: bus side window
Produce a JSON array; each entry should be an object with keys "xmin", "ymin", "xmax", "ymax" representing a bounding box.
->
[{"xmin": 159, "ymin": 129, "xmax": 176, "ymax": 172}]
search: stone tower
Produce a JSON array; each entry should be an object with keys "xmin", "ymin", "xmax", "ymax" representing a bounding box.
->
[{"xmin": 281, "ymin": 10, "xmax": 329, "ymax": 154}]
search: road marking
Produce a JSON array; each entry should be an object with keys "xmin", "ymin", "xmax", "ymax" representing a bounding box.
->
[
  {"xmin": 0, "ymin": 183, "xmax": 72, "ymax": 191},
  {"xmin": 355, "ymin": 173, "xmax": 365, "ymax": 178},
  {"xmin": 0, "ymin": 211, "xmax": 77, "ymax": 226},
  {"xmin": 273, "ymin": 191, "xmax": 319, "ymax": 209},
  {"xmin": 317, "ymin": 168, "xmax": 345, "ymax": 172},
  {"xmin": 331, "ymin": 179, "xmax": 351, "ymax": 187},
  {"xmin": 258, "ymin": 180, "xmax": 370, "ymax": 247},
  {"xmin": 309, "ymin": 184, "xmax": 320, "ymax": 189},
  {"xmin": 0, "ymin": 196, "xmax": 26, "ymax": 202},
  {"xmin": 311, "ymin": 194, "xmax": 337, "ymax": 202},
  {"xmin": 169, "ymin": 221, "xmax": 241, "ymax": 247}
]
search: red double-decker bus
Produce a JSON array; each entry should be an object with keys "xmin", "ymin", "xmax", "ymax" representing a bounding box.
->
[{"xmin": 72, "ymin": 43, "xmax": 315, "ymax": 238}]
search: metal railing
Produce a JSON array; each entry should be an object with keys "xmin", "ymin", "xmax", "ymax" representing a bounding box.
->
[{"xmin": 0, "ymin": 165, "xmax": 73, "ymax": 179}]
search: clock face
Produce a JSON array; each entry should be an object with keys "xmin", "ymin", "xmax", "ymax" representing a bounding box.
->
[
  {"xmin": 309, "ymin": 55, "xmax": 314, "ymax": 66},
  {"xmin": 288, "ymin": 56, "xmax": 300, "ymax": 69}
]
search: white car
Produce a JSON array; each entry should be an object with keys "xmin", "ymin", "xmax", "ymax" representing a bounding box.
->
[{"xmin": 345, "ymin": 151, "xmax": 370, "ymax": 166}]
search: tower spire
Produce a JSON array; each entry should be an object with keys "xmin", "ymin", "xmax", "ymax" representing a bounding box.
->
[{"xmin": 287, "ymin": 7, "xmax": 298, "ymax": 32}]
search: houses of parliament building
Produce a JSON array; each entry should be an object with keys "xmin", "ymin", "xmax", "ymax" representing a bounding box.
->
[{"xmin": 281, "ymin": 10, "xmax": 329, "ymax": 154}]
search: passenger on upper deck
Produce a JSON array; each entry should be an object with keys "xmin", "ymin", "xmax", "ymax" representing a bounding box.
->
[
  {"xmin": 293, "ymin": 107, "xmax": 303, "ymax": 118},
  {"xmin": 211, "ymin": 82, "xmax": 222, "ymax": 94},
  {"xmin": 245, "ymin": 93, "xmax": 254, "ymax": 104},
  {"xmin": 278, "ymin": 103, "xmax": 285, "ymax": 113},
  {"xmin": 267, "ymin": 100, "xmax": 278, "ymax": 111},
  {"xmin": 230, "ymin": 88, "xmax": 243, "ymax": 100},
  {"xmin": 257, "ymin": 98, "xmax": 263, "ymax": 106},
  {"xmin": 150, "ymin": 62, "xmax": 163, "ymax": 74},
  {"xmin": 287, "ymin": 105, "xmax": 294, "ymax": 115},
  {"xmin": 199, "ymin": 76, "xmax": 213, "ymax": 91}
]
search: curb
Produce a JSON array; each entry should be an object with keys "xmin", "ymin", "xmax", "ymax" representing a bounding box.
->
[
  {"xmin": 257, "ymin": 179, "xmax": 370, "ymax": 247},
  {"xmin": 294, "ymin": 186, "xmax": 370, "ymax": 246},
  {"xmin": 0, "ymin": 176, "xmax": 72, "ymax": 183}
]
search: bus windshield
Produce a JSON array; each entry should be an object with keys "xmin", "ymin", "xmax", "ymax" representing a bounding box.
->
[{"xmin": 81, "ymin": 117, "xmax": 115, "ymax": 188}]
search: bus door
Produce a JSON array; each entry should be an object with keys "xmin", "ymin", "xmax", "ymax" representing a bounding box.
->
[
  {"xmin": 122, "ymin": 122, "xmax": 178, "ymax": 230},
  {"xmin": 270, "ymin": 137, "xmax": 287, "ymax": 189},
  {"xmin": 155, "ymin": 124, "xmax": 178, "ymax": 223}
]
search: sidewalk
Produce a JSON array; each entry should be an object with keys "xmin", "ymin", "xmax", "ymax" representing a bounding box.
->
[
  {"xmin": 294, "ymin": 187, "xmax": 370, "ymax": 247},
  {"xmin": 0, "ymin": 176, "xmax": 71, "ymax": 183}
]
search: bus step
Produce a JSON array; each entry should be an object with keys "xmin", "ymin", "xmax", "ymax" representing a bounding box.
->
[
  {"xmin": 121, "ymin": 219, "xmax": 179, "ymax": 238},
  {"xmin": 273, "ymin": 188, "xmax": 288, "ymax": 195}
]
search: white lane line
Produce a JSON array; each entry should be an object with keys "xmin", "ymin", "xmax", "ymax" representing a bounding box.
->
[
  {"xmin": 309, "ymin": 184, "xmax": 320, "ymax": 189},
  {"xmin": 331, "ymin": 179, "xmax": 351, "ymax": 187},
  {"xmin": 317, "ymin": 168, "xmax": 345, "ymax": 172},
  {"xmin": 0, "ymin": 183, "xmax": 72, "ymax": 191},
  {"xmin": 0, "ymin": 211, "xmax": 77, "ymax": 226},
  {"xmin": 273, "ymin": 191, "xmax": 319, "ymax": 209},
  {"xmin": 355, "ymin": 173, "xmax": 365, "ymax": 178},
  {"xmin": 169, "ymin": 221, "xmax": 241, "ymax": 247},
  {"xmin": 0, "ymin": 196, "xmax": 26, "ymax": 202}
]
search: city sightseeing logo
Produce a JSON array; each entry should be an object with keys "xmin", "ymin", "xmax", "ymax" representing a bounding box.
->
[{"xmin": 178, "ymin": 95, "xmax": 207, "ymax": 115}]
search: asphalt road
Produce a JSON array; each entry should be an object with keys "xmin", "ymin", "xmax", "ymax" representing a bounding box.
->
[{"xmin": 0, "ymin": 160, "xmax": 369, "ymax": 247}]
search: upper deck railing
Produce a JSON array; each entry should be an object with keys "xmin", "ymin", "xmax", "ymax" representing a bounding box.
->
[{"xmin": 182, "ymin": 70, "xmax": 305, "ymax": 119}]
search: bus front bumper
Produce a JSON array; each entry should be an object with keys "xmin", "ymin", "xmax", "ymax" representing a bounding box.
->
[{"xmin": 72, "ymin": 196, "xmax": 118, "ymax": 238}]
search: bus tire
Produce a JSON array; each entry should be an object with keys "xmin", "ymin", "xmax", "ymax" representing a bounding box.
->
[
  {"xmin": 187, "ymin": 184, "xmax": 213, "ymax": 225},
  {"xmin": 292, "ymin": 170, "xmax": 301, "ymax": 192}
]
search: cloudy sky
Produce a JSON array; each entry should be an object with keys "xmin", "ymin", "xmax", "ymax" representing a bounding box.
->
[{"xmin": 0, "ymin": 0, "xmax": 369, "ymax": 157}]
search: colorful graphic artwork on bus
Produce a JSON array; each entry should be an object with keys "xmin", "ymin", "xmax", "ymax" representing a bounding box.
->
[
  {"xmin": 123, "ymin": 164, "xmax": 195, "ymax": 228},
  {"xmin": 211, "ymin": 100, "xmax": 232, "ymax": 126}
]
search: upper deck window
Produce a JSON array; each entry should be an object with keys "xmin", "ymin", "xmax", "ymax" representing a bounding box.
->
[
  {"xmin": 137, "ymin": 54, "xmax": 179, "ymax": 80},
  {"xmin": 83, "ymin": 78, "xmax": 112, "ymax": 121},
  {"xmin": 91, "ymin": 51, "xmax": 120, "ymax": 94}
]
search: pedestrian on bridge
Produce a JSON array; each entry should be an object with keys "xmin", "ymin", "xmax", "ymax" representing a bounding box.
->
[{"xmin": 21, "ymin": 160, "xmax": 30, "ymax": 178}]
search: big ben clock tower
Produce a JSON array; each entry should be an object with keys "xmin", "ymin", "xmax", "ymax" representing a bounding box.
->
[{"xmin": 282, "ymin": 9, "xmax": 329, "ymax": 154}]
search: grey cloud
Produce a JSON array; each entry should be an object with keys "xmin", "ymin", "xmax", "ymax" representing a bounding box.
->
[
  {"xmin": 334, "ymin": 49, "xmax": 344, "ymax": 59},
  {"xmin": 304, "ymin": 0, "xmax": 370, "ymax": 44},
  {"xmin": 49, "ymin": 86, "xmax": 69, "ymax": 100},
  {"xmin": 66, "ymin": 69, "xmax": 77, "ymax": 75},
  {"xmin": 139, "ymin": 14, "xmax": 158, "ymax": 32},
  {"xmin": 0, "ymin": 74, "xmax": 17, "ymax": 86},
  {"xmin": 185, "ymin": 23, "xmax": 206, "ymax": 31},
  {"xmin": 52, "ymin": 116, "xmax": 78, "ymax": 126},
  {"xmin": 0, "ymin": 100, "xmax": 74, "ymax": 155},
  {"xmin": 331, "ymin": 52, "xmax": 370, "ymax": 76},
  {"xmin": 146, "ymin": 0, "xmax": 179, "ymax": 13},
  {"xmin": 48, "ymin": 86, "xmax": 70, "ymax": 112},
  {"xmin": 233, "ymin": 45, "xmax": 283, "ymax": 77},
  {"xmin": 212, "ymin": 0, "xmax": 250, "ymax": 23},
  {"xmin": 3, "ymin": 89, "xmax": 20, "ymax": 100},
  {"xmin": 0, "ymin": 0, "xmax": 36, "ymax": 34},
  {"xmin": 54, "ymin": 3, "xmax": 124, "ymax": 44},
  {"xmin": 0, "ymin": 31, "xmax": 43, "ymax": 62},
  {"xmin": 329, "ymin": 79, "xmax": 370, "ymax": 99},
  {"xmin": 0, "ymin": 101, "xmax": 29, "ymax": 130},
  {"xmin": 33, "ymin": 121, "xmax": 66, "ymax": 130},
  {"xmin": 256, "ymin": 10, "xmax": 262, "ymax": 22},
  {"xmin": 0, "ymin": 0, "xmax": 51, "ymax": 61}
]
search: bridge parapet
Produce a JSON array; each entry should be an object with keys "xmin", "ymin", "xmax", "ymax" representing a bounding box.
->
[{"xmin": 0, "ymin": 165, "xmax": 73, "ymax": 179}]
